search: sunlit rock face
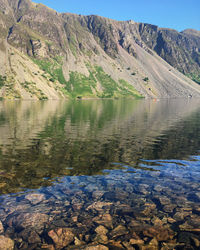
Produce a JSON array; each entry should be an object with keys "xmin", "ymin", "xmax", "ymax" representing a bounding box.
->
[{"xmin": 0, "ymin": 0, "xmax": 200, "ymax": 99}]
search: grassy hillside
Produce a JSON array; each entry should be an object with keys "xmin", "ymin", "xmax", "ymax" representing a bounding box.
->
[{"xmin": 33, "ymin": 58, "xmax": 143, "ymax": 99}]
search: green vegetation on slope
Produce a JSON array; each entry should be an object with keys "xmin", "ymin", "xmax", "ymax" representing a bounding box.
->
[
  {"xmin": 118, "ymin": 79, "xmax": 143, "ymax": 97},
  {"xmin": 21, "ymin": 81, "xmax": 48, "ymax": 100},
  {"xmin": 186, "ymin": 73, "xmax": 200, "ymax": 85},
  {"xmin": 94, "ymin": 66, "xmax": 121, "ymax": 98},
  {"xmin": 0, "ymin": 75, "xmax": 21, "ymax": 99},
  {"xmin": 65, "ymin": 71, "xmax": 96, "ymax": 98},
  {"xmin": 94, "ymin": 67, "xmax": 142, "ymax": 98},
  {"xmin": 65, "ymin": 65, "xmax": 143, "ymax": 98},
  {"xmin": 0, "ymin": 75, "xmax": 6, "ymax": 88},
  {"xmin": 33, "ymin": 57, "xmax": 67, "ymax": 85},
  {"xmin": 32, "ymin": 58, "xmax": 142, "ymax": 99}
]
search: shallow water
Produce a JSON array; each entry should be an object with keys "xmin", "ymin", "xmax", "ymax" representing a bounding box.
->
[{"xmin": 0, "ymin": 99, "xmax": 200, "ymax": 249}]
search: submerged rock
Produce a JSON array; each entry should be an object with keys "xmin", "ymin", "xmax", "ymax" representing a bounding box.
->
[
  {"xmin": 191, "ymin": 236, "xmax": 200, "ymax": 248},
  {"xmin": 158, "ymin": 196, "xmax": 171, "ymax": 206},
  {"xmin": 83, "ymin": 245, "xmax": 109, "ymax": 250},
  {"xmin": 8, "ymin": 212, "xmax": 48, "ymax": 232},
  {"xmin": 94, "ymin": 234, "xmax": 108, "ymax": 244},
  {"xmin": 143, "ymin": 226, "xmax": 174, "ymax": 241},
  {"xmin": 167, "ymin": 217, "xmax": 176, "ymax": 224},
  {"xmin": 95, "ymin": 226, "xmax": 108, "ymax": 235},
  {"xmin": 122, "ymin": 241, "xmax": 135, "ymax": 249},
  {"xmin": 108, "ymin": 240, "xmax": 125, "ymax": 249},
  {"xmin": 86, "ymin": 202, "xmax": 113, "ymax": 211},
  {"xmin": 161, "ymin": 242, "xmax": 182, "ymax": 250},
  {"xmin": 74, "ymin": 236, "xmax": 85, "ymax": 246},
  {"xmin": 129, "ymin": 238, "xmax": 144, "ymax": 245},
  {"xmin": 195, "ymin": 192, "xmax": 200, "ymax": 200},
  {"xmin": 110, "ymin": 225, "xmax": 128, "ymax": 238},
  {"xmin": 0, "ymin": 220, "xmax": 4, "ymax": 234},
  {"xmin": 163, "ymin": 204, "xmax": 176, "ymax": 213},
  {"xmin": 0, "ymin": 235, "xmax": 14, "ymax": 250},
  {"xmin": 148, "ymin": 238, "xmax": 159, "ymax": 247},
  {"xmin": 27, "ymin": 230, "xmax": 41, "ymax": 244},
  {"xmin": 179, "ymin": 221, "xmax": 200, "ymax": 232},
  {"xmin": 48, "ymin": 228, "xmax": 75, "ymax": 249},
  {"xmin": 25, "ymin": 193, "xmax": 45, "ymax": 205},
  {"xmin": 93, "ymin": 214, "xmax": 113, "ymax": 229},
  {"xmin": 154, "ymin": 185, "xmax": 163, "ymax": 192},
  {"xmin": 151, "ymin": 217, "xmax": 163, "ymax": 226},
  {"xmin": 173, "ymin": 211, "xmax": 191, "ymax": 221},
  {"xmin": 92, "ymin": 191, "xmax": 106, "ymax": 199},
  {"xmin": 41, "ymin": 244, "xmax": 55, "ymax": 250}
]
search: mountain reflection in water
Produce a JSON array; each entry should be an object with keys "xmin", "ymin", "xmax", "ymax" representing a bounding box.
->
[
  {"xmin": 0, "ymin": 99, "xmax": 200, "ymax": 249},
  {"xmin": 0, "ymin": 99, "xmax": 200, "ymax": 194}
]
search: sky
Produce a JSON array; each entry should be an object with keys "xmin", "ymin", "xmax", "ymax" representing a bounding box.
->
[{"xmin": 33, "ymin": 0, "xmax": 200, "ymax": 31}]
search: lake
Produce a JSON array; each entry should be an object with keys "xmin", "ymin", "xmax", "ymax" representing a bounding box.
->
[{"xmin": 0, "ymin": 99, "xmax": 200, "ymax": 249}]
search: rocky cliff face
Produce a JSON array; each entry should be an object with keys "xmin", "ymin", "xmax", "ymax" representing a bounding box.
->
[
  {"xmin": 138, "ymin": 24, "xmax": 200, "ymax": 83},
  {"xmin": 0, "ymin": 0, "xmax": 200, "ymax": 99}
]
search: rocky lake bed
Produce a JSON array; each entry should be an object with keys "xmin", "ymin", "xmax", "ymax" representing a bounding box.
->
[
  {"xmin": 0, "ymin": 99, "xmax": 200, "ymax": 249},
  {"xmin": 0, "ymin": 158, "xmax": 200, "ymax": 249}
]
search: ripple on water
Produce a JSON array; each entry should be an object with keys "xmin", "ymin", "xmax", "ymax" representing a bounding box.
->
[{"xmin": 0, "ymin": 99, "xmax": 200, "ymax": 248}]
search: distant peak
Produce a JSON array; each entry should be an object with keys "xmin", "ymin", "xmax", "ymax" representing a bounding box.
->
[
  {"xmin": 181, "ymin": 29, "xmax": 200, "ymax": 37},
  {"xmin": 127, "ymin": 20, "xmax": 135, "ymax": 24}
]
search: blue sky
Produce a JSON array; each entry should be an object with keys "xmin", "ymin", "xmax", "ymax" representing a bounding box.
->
[{"xmin": 33, "ymin": 0, "xmax": 200, "ymax": 31}]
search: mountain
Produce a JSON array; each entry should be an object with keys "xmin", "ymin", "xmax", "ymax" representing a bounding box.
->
[
  {"xmin": 138, "ymin": 24, "xmax": 200, "ymax": 83},
  {"xmin": 0, "ymin": 0, "xmax": 200, "ymax": 99}
]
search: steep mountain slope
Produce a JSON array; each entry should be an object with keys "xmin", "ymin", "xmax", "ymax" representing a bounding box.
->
[
  {"xmin": 138, "ymin": 24, "xmax": 200, "ymax": 84},
  {"xmin": 0, "ymin": 0, "xmax": 200, "ymax": 99}
]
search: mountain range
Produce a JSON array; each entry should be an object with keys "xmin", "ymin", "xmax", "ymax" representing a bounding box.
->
[{"xmin": 0, "ymin": 0, "xmax": 200, "ymax": 99}]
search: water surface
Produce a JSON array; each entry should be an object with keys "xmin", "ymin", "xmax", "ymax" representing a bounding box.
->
[{"xmin": 0, "ymin": 99, "xmax": 200, "ymax": 249}]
